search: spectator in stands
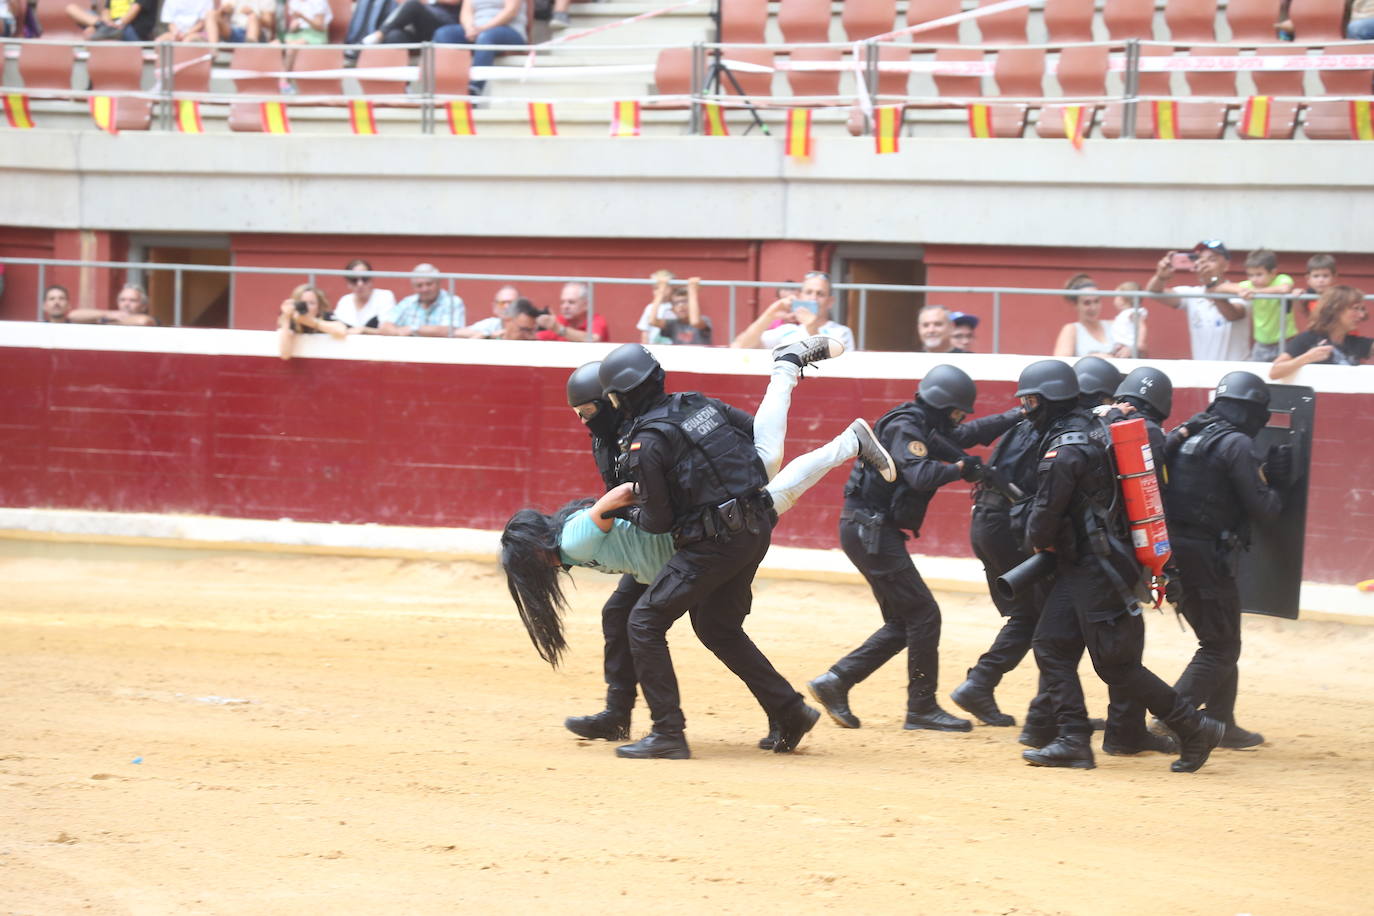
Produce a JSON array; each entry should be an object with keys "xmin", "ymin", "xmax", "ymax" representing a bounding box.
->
[
  {"xmin": 454, "ymin": 284, "xmax": 521, "ymax": 338},
  {"xmin": 361, "ymin": 0, "xmax": 461, "ymax": 44},
  {"xmin": 1299, "ymin": 254, "xmax": 1339, "ymax": 322},
  {"xmin": 433, "ymin": 0, "xmax": 527, "ymax": 97},
  {"xmin": 109, "ymin": 284, "xmax": 157, "ymax": 325},
  {"xmin": 1231, "ymin": 248, "xmax": 1296, "ymax": 362},
  {"xmin": 501, "ymin": 298, "xmax": 546, "ymax": 340},
  {"xmin": 1269, "ymin": 285, "xmax": 1370, "ymax": 378},
  {"xmin": 277, "ymin": 283, "xmax": 348, "ymax": 360},
  {"xmin": 1, "ymin": 0, "xmax": 21, "ymax": 38},
  {"xmin": 333, "ymin": 259, "xmax": 397, "ymax": 332},
  {"xmin": 218, "ymin": 0, "xmax": 274, "ymax": 43},
  {"xmin": 1146, "ymin": 240, "xmax": 1250, "ymax": 362},
  {"xmin": 66, "ymin": 0, "xmax": 158, "ymax": 40},
  {"xmin": 155, "ymin": 0, "xmax": 219, "ymax": 41},
  {"xmin": 731, "ymin": 271, "xmax": 855, "ymax": 351},
  {"xmin": 1109, "ymin": 280, "xmax": 1148, "ymax": 357},
  {"xmin": 917, "ymin": 304, "xmax": 963, "ymax": 354},
  {"xmin": 536, "ymin": 282, "xmax": 607, "ymax": 342},
  {"xmin": 53, "ymin": 284, "xmax": 159, "ymax": 325},
  {"xmin": 550, "ymin": 0, "xmax": 573, "ymax": 31},
  {"xmin": 41, "ymin": 285, "xmax": 72, "ymax": 322},
  {"xmin": 636, "ymin": 270, "xmax": 678, "ymax": 344},
  {"xmin": 1348, "ymin": 0, "xmax": 1374, "ymax": 39},
  {"xmin": 379, "ymin": 263, "xmax": 466, "ymax": 337},
  {"xmin": 949, "ymin": 312, "xmax": 978, "ymax": 352},
  {"xmin": 649, "ymin": 277, "xmax": 711, "ymax": 346},
  {"xmin": 282, "ymin": 0, "xmax": 330, "ymax": 44},
  {"xmin": 1052, "ymin": 273, "xmax": 1113, "ymax": 357}
]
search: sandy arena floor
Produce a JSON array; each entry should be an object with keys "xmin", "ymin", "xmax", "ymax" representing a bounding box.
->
[{"xmin": 1, "ymin": 540, "xmax": 1371, "ymax": 915}]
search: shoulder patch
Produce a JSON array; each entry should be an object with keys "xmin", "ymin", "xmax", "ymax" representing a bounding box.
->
[
  {"xmin": 1043, "ymin": 449, "xmax": 1059, "ymax": 459},
  {"xmin": 629, "ymin": 441, "xmax": 642, "ymax": 451},
  {"xmin": 907, "ymin": 440, "xmax": 928, "ymax": 458}
]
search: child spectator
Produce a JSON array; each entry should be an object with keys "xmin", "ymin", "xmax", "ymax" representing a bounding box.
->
[
  {"xmin": 1109, "ymin": 281, "xmax": 1148, "ymax": 357},
  {"xmin": 155, "ymin": 0, "xmax": 218, "ymax": 41},
  {"xmin": 219, "ymin": 0, "xmax": 274, "ymax": 43},
  {"xmin": 277, "ymin": 283, "xmax": 348, "ymax": 360},
  {"xmin": 648, "ymin": 277, "xmax": 712, "ymax": 346},
  {"xmin": 1298, "ymin": 254, "xmax": 1339, "ymax": 321},
  {"xmin": 1269, "ymin": 285, "xmax": 1370, "ymax": 378},
  {"xmin": 949, "ymin": 312, "xmax": 979, "ymax": 352},
  {"xmin": 637, "ymin": 270, "xmax": 677, "ymax": 344},
  {"xmin": 282, "ymin": 0, "xmax": 331, "ymax": 44},
  {"xmin": 1233, "ymin": 248, "xmax": 1295, "ymax": 361}
]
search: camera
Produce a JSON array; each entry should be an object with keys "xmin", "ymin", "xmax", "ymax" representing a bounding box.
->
[
  {"xmin": 1169, "ymin": 251, "xmax": 1197, "ymax": 271},
  {"xmin": 293, "ymin": 300, "xmax": 309, "ymax": 315}
]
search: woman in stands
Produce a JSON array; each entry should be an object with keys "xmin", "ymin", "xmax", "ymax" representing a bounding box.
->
[
  {"xmin": 1052, "ymin": 272, "xmax": 1114, "ymax": 358},
  {"xmin": 277, "ymin": 283, "xmax": 348, "ymax": 360},
  {"xmin": 333, "ymin": 258, "xmax": 397, "ymax": 332},
  {"xmin": 1269, "ymin": 285, "xmax": 1370, "ymax": 378}
]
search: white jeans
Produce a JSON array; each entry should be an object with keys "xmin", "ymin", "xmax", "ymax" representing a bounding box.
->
[{"xmin": 750, "ymin": 360, "xmax": 859, "ymax": 516}]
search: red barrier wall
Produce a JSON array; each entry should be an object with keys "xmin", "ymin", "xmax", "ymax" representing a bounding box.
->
[{"xmin": 2, "ymin": 331, "xmax": 1370, "ymax": 584}]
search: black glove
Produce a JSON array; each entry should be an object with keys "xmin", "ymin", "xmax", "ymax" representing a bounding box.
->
[
  {"xmin": 1181, "ymin": 412, "xmax": 1211, "ymax": 438},
  {"xmin": 1164, "ymin": 573, "xmax": 1183, "ymax": 607},
  {"xmin": 959, "ymin": 456, "xmax": 985, "ymax": 482},
  {"xmin": 1264, "ymin": 443, "xmax": 1294, "ymax": 489}
]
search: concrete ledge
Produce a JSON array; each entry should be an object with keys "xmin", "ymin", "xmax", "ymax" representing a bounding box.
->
[{"xmin": 2, "ymin": 507, "xmax": 1369, "ymax": 625}]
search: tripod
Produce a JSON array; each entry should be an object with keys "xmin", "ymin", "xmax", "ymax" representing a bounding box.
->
[{"xmin": 702, "ymin": 0, "xmax": 769, "ymax": 135}]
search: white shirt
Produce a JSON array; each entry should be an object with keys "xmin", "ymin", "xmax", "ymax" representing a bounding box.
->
[
  {"xmin": 1172, "ymin": 285, "xmax": 1250, "ymax": 362},
  {"xmin": 334, "ymin": 288, "xmax": 396, "ymax": 329},
  {"xmin": 760, "ymin": 320, "xmax": 855, "ymax": 353},
  {"xmin": 465, "ymin": 316, "xmax": 503, "ymax": 338},
  {"xmin": 161, "ymin": 0, "xmax": 213, "ymax": 28},
  {"xmin": 1110, "ymin": 306, "xmax": 1148, "ymax": 350}
]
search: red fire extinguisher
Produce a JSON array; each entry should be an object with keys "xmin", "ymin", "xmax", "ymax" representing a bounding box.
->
[{"xmin": 1108, "ymin": 417, "xmax": 1171, "ymax": 604}]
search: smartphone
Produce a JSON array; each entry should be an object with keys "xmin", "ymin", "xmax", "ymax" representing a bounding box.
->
[
  {"xmin": 793, "ymin": 298, "xmax": 819, "ymax": 316},
  {"xmin": 1170, "ymin": 251, "xmax": 1197, "ymax": 271}
]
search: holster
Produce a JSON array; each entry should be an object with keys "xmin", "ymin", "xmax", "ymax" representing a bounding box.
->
[{"xmin": 843, "ymin": 507, "xmax": 886, "ymax": 555}]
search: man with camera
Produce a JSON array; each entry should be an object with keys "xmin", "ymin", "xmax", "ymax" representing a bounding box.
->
[
  {"xmin": 730, "ymin": 271, "xmax": 855, "ymax": 352},
  {"xmin": 1146, "ymin": 240, "xmax": 1250, "ymax": 362}
]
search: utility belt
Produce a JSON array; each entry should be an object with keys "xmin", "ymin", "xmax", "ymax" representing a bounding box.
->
[
  {"xmin": 672, "ymin": 490, "xmax": 776, "ymax": 548},
  {"xmin": 974, "ymin": 490, "xmax": 1014, "ymax": 512},
  {"xmin": 1170, "ymin": 521, "xmax": 1242, "ymax": 551},
  {"xmin": 841, "ymin": 505, "xmax": 891, "ymax": 555}
]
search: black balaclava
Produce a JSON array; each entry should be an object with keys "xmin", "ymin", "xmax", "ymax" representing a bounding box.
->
[
  {"xmin": 1118, "ymin": 394, "xmax": 1164, "ymax": 424},
  {"xmin": 1210, "ymin": 399, "xmax": 1267, "ymax": 438}
]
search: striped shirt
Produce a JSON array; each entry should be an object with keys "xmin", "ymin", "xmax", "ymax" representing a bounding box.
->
[{"xmin": 383, "ymin": 290, "xmax": 465, "ymax": 332}]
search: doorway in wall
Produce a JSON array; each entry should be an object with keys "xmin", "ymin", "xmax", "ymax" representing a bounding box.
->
[
  {"xmin": 129, "ymin": 235, "xmax": 232, "ymax": 328},
  {"xmin": 833, "ymin": 244, "xmax": 925, "ymax": 351}
]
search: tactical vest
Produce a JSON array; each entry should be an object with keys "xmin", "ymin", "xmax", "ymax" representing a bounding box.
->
[
  {"xmin": 1042, "ymin": 410, "xmax": 1125, "ymax": 552},
  {"xmin": 981, "ymin": 419, "xmax": 1043, "ymax": 505},
  {"xmin": 845, "ymin": 401, "xmax": 935, "ymax": 532},
  {"xmin": 591, "ymin": 435, "xmax": 621, "ymax": 491},
  {"xmin": 1165, "ymin": 418, "xmax": 1246, "ymax": 539},
  {"xmin": 624, "ymin": 392, "xmax": 769, "ymax": 518}
]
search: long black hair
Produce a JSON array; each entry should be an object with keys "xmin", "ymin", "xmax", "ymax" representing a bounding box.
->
[{"xmin": 500, "ymin": 498, "xmax": 595, "ymax": 668}]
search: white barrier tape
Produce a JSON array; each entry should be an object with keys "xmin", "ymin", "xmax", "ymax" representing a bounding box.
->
[
  {"xmin": 220, "ymin": 66, "xmax": 420, "ymax": 81},
  {"xmin": 1124, "ymin": 53, "xmax": 1374, "ymax": 72},
  {"xmin": 525, "ymin": 0, "xmax": 703, "ymax": 70},
  {"xmin": 876, "ymin": 0, "xmax": 1035, "ymax": 42}
]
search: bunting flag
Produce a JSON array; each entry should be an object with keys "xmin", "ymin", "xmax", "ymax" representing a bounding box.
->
[
  {"xmin": 446, "ymin": 100, "xmax": 476, "ymax": 136},
  {"xmin": 4, "ymin": 93, "xmax": 34, "ymax": 129},
  {"xmin": 1062, "ymin": 105, "xmax": 1086, "ymax": 151},
  {"xmin": 874, "ymin": 105, "xmax": 901, "ymax": 154},
  {"xmin": 784, "ymin": 108, "xmax": 812, "ymax": 160},
  {"xmin": 610, "ymin": 100, "xmax": 640, "ymax": 137},
  {"xmin": 1352, "ymin": 100, "xmax": 1374, "ymax": 140},
  {"xmin": 260, "ymin": 101, "xmax": 291, "ymax": 134},
  {"xmin": 702, "ymin": 102, "xmax": 728, "ymax": 136},
  {"xmin": 349, "ymin": 99, "xmax": 378, "ymax": 135},
  {"xmin": 1239, "ymin": 96, "xmax": 1270, "ymax": 139},
  {"xmin": 1152, "ymin": 100, "xmax": 1179, "ymax": 139},
  {"xmin": 176, "ymin": 99, "xmax": 204, "ymax": 134},
  {"xmin": 967, "ymin": 103, "xmax": 992, "ymax": 138},
  {"xmin": 528, "ymin": 101, "xmax": 557, "ymax": 137},
  {"xmin": 89, "ymin": 95, "xmax": 119, "ymax": 135}
]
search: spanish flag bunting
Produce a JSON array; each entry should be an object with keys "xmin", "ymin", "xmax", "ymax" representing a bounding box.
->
[
  {"xmin": 176, "ymin": 99, "xmax": 204, "ymax": 134},
  {"xmin": 967, "ymin": 103, "xmax": 992, "ymax": 139},
  {"xmin": 874, "ymin": 105, "xmax": 900, "ymax": 154},
  {"xmin": 89, "ymin": 95, "xmax": 118, "ymax": 135},
  {"xmin": 349, "ymin": 99, "xmax": 378, "ymax": 135},
  {"xmin": 260, "ymin": 100, "xmax": 291, "ymax": 134},
  {"xmin": 702, "ymin": 102, "xmax": 728, "ymax": 136},
  {"xmin": 1239, "ymin": 96, "xmax": 1270, "ymax": 139},
  {"xmin": 4, "ymin": 93, "xmax": 34, "ymax": 129},
  {"xmin": 1062, "ymin": 105, "xmax": 1086, "ymax": 151},
  {"xmin": 610, "ymin": 100, "xmax": 640, "ymax": 138},
  {"xmin": 1351, "ymin": 100, "xmax": 1374, "ymax": 140},
  {"xmin": 785, "ymin": 108, "xmax": 812, "ymax": 160},
  {"xmin": 1152, "ymin": 100, "xmax": 1178, "ymax": 139},
  {"xmin": 528, "ymin": 101, "xmax": 557, "ymax": 137},
  {"xmin": 447, "ymin": 100, "xmax": 476, "ymax": 136}
]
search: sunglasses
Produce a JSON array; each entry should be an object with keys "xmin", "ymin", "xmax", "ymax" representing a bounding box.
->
[
  {"xmin": 803, "ymin": 270, "xmax": 830, "ymax": 280},
  {"xmin": 345, "ymin": 276, "xmax": 369, "ymax": 285}
]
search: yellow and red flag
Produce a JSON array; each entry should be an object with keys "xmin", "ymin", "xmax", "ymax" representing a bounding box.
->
[
  {"xmin": 176, "ymin": 99, "xmax": 204, "ymax": 134},
  {"xmin": 528, "ymin": 101, "xmax": 557, "ymax": 137},
  {"xmin": 89, "ymin": 95, "xmax": 118, "ymax": 135},
  {"xmin": 610, "ymin": 100, "xmax": 640, "ymax": 137},
  {"xmin": 1152, "ymin": 100, "xmax": 1178, "ymax": 139},
  {"xmin": 702, "ymin": 102, "xmax": 728, "ymax": 136},
  {"xmin": 785, "ymin": 108, "xmax": 812, "ymax": 160},
  {"xmin": 1062, "ymin": 104, "xmax": 1087, "ymax": 151},
  {"xmin": 447, "ymin": 100, "xmax": 476, "ymax": 136},
  {"xmin": 4, "ymin": 93, "xmax": 34, "ymax": 129},
  {"xmin": 1239, "ymin": 96, "xmax": 1270, "ymax": 139},
  {"xmin": 967, "ymin": 103, "xmax": 992, "ymax": 138},
  {"xmin": 260, "ymin": 101, "xmax": 291, "ymax": 134},
  {"xmin": 349, "ymin": 99, "xmax": 378, "ymax": 135},
  {"xmin": 1351, "ymin": 100, "xmax": 1374, "ymax": 140},
  {"xmin": 874, "ymin": 105, "xmax": 901, "ymax": 154}
]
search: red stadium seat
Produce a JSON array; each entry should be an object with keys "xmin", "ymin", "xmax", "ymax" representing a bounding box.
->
[
  {"xmin": 86, "ymin": 43, "xmax": 151, "ymax": 131},
  {"xmin": 291, "ymin": 46, "xmax": 346, "ymax": 103},
  {"xmin": 1178, "ymin": 46, "xmax": 1235, "ymax": 138},
  {"xmin": 987, "ymin": 47, "xmax": 1045, "ymax": 136},
  {"xmin": 1245, "ymin": 45, "xmax": 1305, "ymax": 139},
  {"xmin": 432, "ymin": 46, "xmax": 472, "ymax": 98},
  {"xmin": 933, "ymin": 47, "xmax": 984, "ymax": 101},
  {"xmin": 653, "ymin": 47, "xmax": 693, "ymax": 99},
  {"xmin": 1226, "ymin": 0, "xmax": 1286, "ymax": 42},
  {"xmin": 906, "ymin": 0, "xmax": 962, "ymax": 44},
  {"xmin": 1036, "ymin": 44, "xmax": 1108, "ymax": 138},
  {"xmin": 777, "ymin": 0, "xmax": 833, "ymax": 44},
  {"xmin": 1290, "ymin": 0, "xmax": 1351, "ymax": 42},
  {"xmin": 17, "ymin": 41, "xmax": 75, "ymax": 94},
  {"xmin": 786, "ymin": 47, "xmax": 844, "ymax": 100},
  {"xmin": 1042, "ymin": 0, "xmax": 1098, "ymax": 43},
  {"xmin": 171, "ymin": 44, "xmax": 212, "ymax": 96},
  {"xmin": 1305, "ymin": 43, "xmax": 1374, "ymax": 139},
  {"xmin": 228, "ymin": 46, "xmax": 284, "ymax": 132},
  {"xmin": 35, "ymin": 0, "xmax": 85, "ymax": 40},
  {"xmin": 1164, "ymin": 0, "xmax": 1218, "ymax": 42},
  {"xmin": 843, "ymin": 0, "xmax": 899, "ymax": 41},
  {"xmin": 1101, "ymin": 44, "xmax": 1172, "ymax": 137},
  {"xmin": 719, "ymin": 47, "xmax": 774, "ymax": 99},
  {"xmin": 721, "ymin": 0, "xmax": 768, "ymax": 43},
  {"xmin": 1103, "ymin": 0, "xmax": 1157, "ymax": 39},
  {"xmin": 876, "ymin": 44, "xmax": 911, "ymax": 98},
  {"xmin": 976, "ymin": 0, "xmax": 1030, "ymax": 44},
  {"xmin": 355, "ymin": 46, "xmax": 412, "ymax": 102}
]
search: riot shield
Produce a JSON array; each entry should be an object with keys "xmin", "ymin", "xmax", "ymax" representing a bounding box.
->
[{"xmin": 1238, "ymin": 385, "xmax": 1314, "ymax": 620}]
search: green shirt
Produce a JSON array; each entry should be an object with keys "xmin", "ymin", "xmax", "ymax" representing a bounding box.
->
[
  {"xmin": 558, "ymin": 509, "xmax": 675, "ymax": 586},
  {"xmin": 1244, "ymin": 274, "xmax": 1295, "ymax": 345}
]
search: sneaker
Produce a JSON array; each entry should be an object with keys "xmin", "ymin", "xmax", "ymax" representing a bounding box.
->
[
  {"xmin": 550, "ymin": 12, "xmax": 571, "ymax": 30},
  {"xmin": 360, "ymin": 31, "xmax": 383, "ymax": 45},
  {"xmin": 772, "ymin": 334, "xmax": 845, "ymax": 370},
  {"xmin": 849, "ymin": 418, "xmax": 897, "ymax": 484}
]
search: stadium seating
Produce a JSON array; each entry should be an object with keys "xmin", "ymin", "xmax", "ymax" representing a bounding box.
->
[
  {"xmin": 1225, "ymin": 0, "xmax": 1285, "ymax": 42},
  {"xmin": 1178, "ymin": 46, "xmax": 1235, "ymax": 138},
  {"xmin": 17, "ymin": 40, "xmax": 75, "ymax": 94},
  {"xmin": 1247, "ymin": 46, "xmax": 1304, "ymax": 139},
  {"xmin": 785, "ymin": 46, "xmax": 844, "ymax": 99},
  {"xmin": 876, "ymin": 43, "xmax": 910, "ymax": 98},
  {"xmin": 719, "ymin": 47, "xmax": 774, "ymax": 99},
  {"xmin": 355, "ymin": 46, "xmax": 412, "ymax": 102},
  {"xmin": 291, "ymin": 47, "xmax": 346, "ymax": 104},
  {"xmin": 170, "ymin": 45, "xmax": 213, "ymax": 98},
  {"xmin": 777, "ymin": 0, "xmax": 833, "ymax": 44},
  {"xmin": 1304, "ymin": 43, "xmax": 1374, "ymax": 139},
  {"xmin": 907, "ymin": 0, "xmax": 962, "ymax": 43},
  {"xmin": 86, "ymin": 43, "xmax": 151, "ymax": 131},
  {"xmin": 652, "ymin": 47, "xmax": 693, "ymax": 99},
  {"xmin": 988, "ymin": 47, "xmax": 1046, "ymax": 136},
  {"xmin": 1164, "ymin": 0, "xmax": 1219, "ymax": 42},
  {"xmin": 1100, "ymin": 44, "xmax": 1172, "ymax": 137},
  {"xmin": 1035, "ymin": 44, "xmax": 1109, "ymax": 139},
  {"xmin": 721, "ymin": 0, "xmax": 769, "ymax": 43},
  {"xmin": 1042, "ymin": 0, "xmax": 1098, "ymax": 43},
  {"xmin": 35, "ymin": 0, "xmax": 83, "ymax": 41},
  {"xmin": 432, "ymin": 46, "xmax": 472, "ymax": 99},
  {"xmin": 932, "ymin": 46, "xmax": 984, "ymax": 103},
  {"xmin": 228, "ymin": 46, "xmax": 283, "ymax": 132},
  {"xmin": 975, "ymin": 0, "xmax": 1030, "ymax": 44},
  {"xmin": 1103, "ymin": 0, "xmax": 1156, "ymax": 39},
  {"xmin": 327, "ymin": 0, "xmax": 352, "ymax": 44},
  {"xmin": 1289, "ymin": 0, "xmax": 1351, "ymax": 41},
  {"xmin": 843, "ymin": 0, "xmax": 898, "ymax": 41}
]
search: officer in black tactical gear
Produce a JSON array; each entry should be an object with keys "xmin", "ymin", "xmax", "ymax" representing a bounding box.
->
[
  {"xmin": 808, "ymin": 364, "xmax": 1021, "ymax": 733},
  {"xmin": 1163, "ymin": 370, "xmax": 1285, "ymax": 750},
  {"xmin": 1073, "ymin": 356, "xmax": 1124, "ymax": 409},
  {"xmin": 1016, "ymin": 359, "xmax": 1225, "ymax": 772},
  {"xmin": 560, "ymin": 361, "xmax": 645, "ymax": 743},
  {"xmin": 599, "ymin": 344, "xmax": 820, "ymax": 760}
]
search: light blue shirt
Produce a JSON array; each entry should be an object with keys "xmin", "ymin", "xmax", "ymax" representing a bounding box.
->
[
  {"xmin": 558, "ymin": 509, "xmax": 675, "ymax": 585},
  {"xmin": 383, "ymin": 289, "xmax": 465, "ymax": 332}
]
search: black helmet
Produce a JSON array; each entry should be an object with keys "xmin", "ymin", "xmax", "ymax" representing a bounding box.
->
[
  {"xmin": 566, "ymin": 361, "xmax": 604, "ymax": 408},
  {"xmin": 1114, "ymin": 366, "xmax": 1173, "ymax": 419},
  {"xmin": 1074, "ymin": 356, "xmax": 1123, "ymax": 401},
  {"xmin": 1214, "ymin": 371, "xmax": 1270, "ymax": 408},
  {"xmin": 1015, "ymin": 359, "xmax": 1079, "ymax": 402},
  {"xmin": 917, "ymin": 364, "xmax": 977, "ymax": 414},
  {"xmin": 598, "ymin": 344, "xmax": 661, "ymax": 397}
]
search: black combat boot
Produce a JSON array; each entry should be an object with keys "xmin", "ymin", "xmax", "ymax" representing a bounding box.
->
[
  {"xmin": 1022, "ymin": 734, "xmax": 1096, "ymax": 769},
  {"xmin": 757, "ymin": 718, "xmax": 780, "ymax": 750},
  {"xmin": 564, "ymin": 709, "xmax": 631, "ymax": 741},
  {"xmin": 772, "ymin": 704, "xmax": 821, "ymax": 754},
  {"xmin": 1018, "ymin": 723, "xmax": 1057, "ymax": 749},
  {"xmin": 950, "ymin": 671, "xmax": 1016, "ymax": 727},
  {"xmin": 1103, "ymin": 731, "xmax": 1178, "ymax": 756},
  {"xmin": 1171, "ymin": 715, "xmax": 1226, "ymax": 773},
  {"xmin": 904, "ymin": 698, "xmax": 972, "ymax": 732},
  {"xmin": 615, "ymin": 732, "xmax": 691, "ymax": 760},
  {"xmin": 807, "ymin": 671, "xmax": 860, "ymax": 728},
  {"xmin": 1220, "ymin": 724, "xmax": 1264, "ymax": 749}
]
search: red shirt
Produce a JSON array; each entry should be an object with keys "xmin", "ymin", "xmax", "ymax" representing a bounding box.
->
[{"xmin": 537, "ymin": 312, "xmax": 610, "ymax": 342}]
